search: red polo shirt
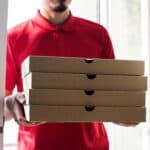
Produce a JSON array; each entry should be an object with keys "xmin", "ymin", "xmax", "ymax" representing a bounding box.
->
[{"xmin": 6, "ymin": 10, "xmax": 115, "ymax": 150}]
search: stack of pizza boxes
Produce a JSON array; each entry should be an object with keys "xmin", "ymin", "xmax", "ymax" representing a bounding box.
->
[{"xmin": 22, "ymin": 56, "xmax": 147, "ymax": 122}]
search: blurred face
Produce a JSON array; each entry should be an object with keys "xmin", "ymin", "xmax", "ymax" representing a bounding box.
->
[{"xmin": 43, "ymin": 0, "xmax": 71, "ymax": 12}]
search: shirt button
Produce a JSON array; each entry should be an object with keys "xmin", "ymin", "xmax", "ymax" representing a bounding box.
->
[{"xmin": 53, "ymin": 31, "xmax": 58, "ymax": 39}]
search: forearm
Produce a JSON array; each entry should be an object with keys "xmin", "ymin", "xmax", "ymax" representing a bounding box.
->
[{"xmin": 113, "ymin": 122, "xmax": 139, "ymax": 127}]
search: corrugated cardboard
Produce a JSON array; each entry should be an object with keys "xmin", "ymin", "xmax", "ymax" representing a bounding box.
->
[
  {"xmin": 24, "ymin": 105, "xmax": 146, "ymax": 122},
  {"xmin": 25, "ymin": 89, "xmax": 145, "ymax": 107},
  {"xmin": 22, "ymin": 56, "xmax": 145, "ymax": 77},
  {"xmin": 23, "ymin": 72, "xmax": 147, "ymax": 91}
]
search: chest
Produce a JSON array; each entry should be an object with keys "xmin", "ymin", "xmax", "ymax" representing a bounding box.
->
[{"xmin": 14, "ymin": 30, "xmax": 104, "ymax": 65}]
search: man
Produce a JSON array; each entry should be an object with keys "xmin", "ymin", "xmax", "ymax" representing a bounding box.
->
[{"xmin": 4, "ymin": 0, "xmax": 137, "ymax": 149}]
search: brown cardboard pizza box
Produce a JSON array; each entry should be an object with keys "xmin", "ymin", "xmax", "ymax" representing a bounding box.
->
[
  {"xmin": 22, "ymin": 56, "xmax": 144, "ymax": 77},
  {"xmin": 24, "ymin": 105, "xmax": 146, "ymax": 122},
  {"xmin": 23, "ymin": 72, "xmax": 147, "ymax": 91},
  {"xmin": 24, "ymin": 89, "xmax": 145, "ymax": 107}
]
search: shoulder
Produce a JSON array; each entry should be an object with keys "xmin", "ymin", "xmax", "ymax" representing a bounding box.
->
[
  {"xmin": 73, "ymin": 16, "xmax": 107, "ymax": 33},
  {"xmin": 7, "ymin": 19, "xmax": 32, "ymax": 42}
]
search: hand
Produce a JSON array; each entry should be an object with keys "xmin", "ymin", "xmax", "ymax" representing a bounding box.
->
[
  {"xmin": 113, "ymin": 122, "xmax": 139, "ymax": 127},
  {"xmin": 4, "ymin": 93, "xmax": 46, "ymax": 126}
]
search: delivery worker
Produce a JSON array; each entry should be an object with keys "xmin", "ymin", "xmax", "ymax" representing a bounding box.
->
[{"xmin": 4, "ymin": 0, "xmax": 137, "ymax": 150}]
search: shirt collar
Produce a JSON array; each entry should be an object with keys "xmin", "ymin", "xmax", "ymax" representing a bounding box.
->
[{"xmin": 32, "ymin": 10, "xmax": 75, "ymax": 32}]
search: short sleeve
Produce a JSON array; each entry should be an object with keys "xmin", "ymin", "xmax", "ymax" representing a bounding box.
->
[
  {"xmin": 5, "ymin": 33, "xmax": 18, "ymax": 92},
  {"xmin": 101, "ymin": 28, "xmax": 115, "ymax": 59}
]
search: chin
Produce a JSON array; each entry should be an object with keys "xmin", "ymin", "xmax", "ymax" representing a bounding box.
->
[
  {"xmin": 53, "ymin": 5, "xmax": 68, "ymax": 12},
  {"xmin": 48, "ymin": 3, "xmax": 68, "ymax": 12}
]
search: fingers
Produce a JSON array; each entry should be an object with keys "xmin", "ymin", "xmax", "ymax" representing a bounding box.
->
[
  {"xmin": 13, "ymin": 101, "xmax": 47, "ymax": 126},
  {"xmin": 15, "ymin": 118, "xmax": 37, "ymax": 126},
  {"xmin": 113, "ymin": 122, "xmax": 139, "ymax": 127},
  {"xmin": 15, "ymin": 118, "xmax": 47, "ymax": 126},
  {"xmin": 120, "ymin": 123, "xmax": 139, "ymax": 127}
]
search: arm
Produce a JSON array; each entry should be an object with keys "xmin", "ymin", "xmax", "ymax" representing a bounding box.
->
[
  {"xmin": 4, "ymin": 31, "xmax": 23, "ymax": 122},
  {"xmin": 4, "ymin": 31, "xmax": 46, "ymax": 126},
  {"xmin": 4, "ymin": 32, "xmax": 30, "ymax": 125},
  {"xmin": 113, "ymin": 122, "xmax": 139, "ymax": 127}
]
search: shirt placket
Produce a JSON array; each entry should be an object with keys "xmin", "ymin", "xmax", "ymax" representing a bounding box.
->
[{"xmin": 52, "ymin": 29, "xmax": 60, "ymax": 56}]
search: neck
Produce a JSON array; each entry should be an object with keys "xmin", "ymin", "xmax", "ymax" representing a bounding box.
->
[{"xmin": 40, "ymin": 8, "xmax": 70, "ymax": 26}]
